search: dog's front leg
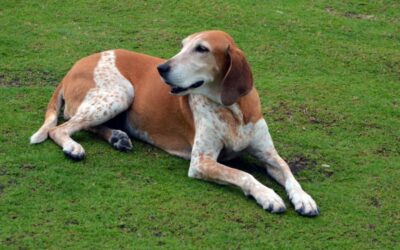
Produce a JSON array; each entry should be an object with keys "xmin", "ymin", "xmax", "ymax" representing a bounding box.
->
[
  {"xmin": 188, "ymin": 138, "xmax": 286, "ymax": 213},
  {"xmin": 249, "ymin": 119, "xmax": 320, "ymax": 217}
]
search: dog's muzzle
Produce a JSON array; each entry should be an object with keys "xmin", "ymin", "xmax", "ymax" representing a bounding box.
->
[{"xmin": 157, "ymin": 63, "xmax": 204, "ymax": 94}]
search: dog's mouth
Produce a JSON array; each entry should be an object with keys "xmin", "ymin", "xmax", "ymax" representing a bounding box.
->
[{"xmin": 167, "ymin": 80, "xmax": 204, "ymax": 94}]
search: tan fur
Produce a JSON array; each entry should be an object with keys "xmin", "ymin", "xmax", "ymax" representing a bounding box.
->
[
  {"xmin": 114, "ymin": 50, "xmax": 195, "ymax": 155},
  {"xmin": 62, "ymin": 53, "xmax": 100, "ymax": 117}
]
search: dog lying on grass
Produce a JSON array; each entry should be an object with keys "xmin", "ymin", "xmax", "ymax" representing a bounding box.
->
[{"xmin": 31, "ymin": 30, "xmax": 319, "ymax": 217}]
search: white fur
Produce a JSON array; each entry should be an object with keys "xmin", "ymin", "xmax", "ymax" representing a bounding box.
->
[
  {"xmin": 186, "ymin": 94, "xmax": 318, "ymax": 215},
  {"xmin": 187, "ymin": 94, "xmax": 286, "ymax": 212},
  {"xmin": 248, "ymin": 119, "xmax": 319, "ymax": 215},
  {"xmin": 73, "ymin": 50, "xmax": 134, "ymax": 126},
  {"xmin": 166, "ymin": 39, "xmax": 218, "ymax": 94},
  {"xmin": 189, "ymin": 94, "xmax": 255, "ymax": 152}
]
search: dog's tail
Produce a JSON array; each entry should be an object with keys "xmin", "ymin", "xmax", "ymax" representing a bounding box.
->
[{"xmin": 30, "ymin": 83, "xmax": 63, "ymax": 144}]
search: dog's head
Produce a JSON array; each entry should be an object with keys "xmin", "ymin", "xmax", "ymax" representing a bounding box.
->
[{"xmin": 157, "ymin": 30, "xmax": 253, "ymax": 106}]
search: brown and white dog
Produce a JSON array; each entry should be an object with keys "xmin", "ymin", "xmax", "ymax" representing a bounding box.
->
[{"xmin": 31, "ymin": 30, "xmax": 319, "ymax": 216}]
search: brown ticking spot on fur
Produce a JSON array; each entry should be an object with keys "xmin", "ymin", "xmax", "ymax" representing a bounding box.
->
[{"xmin": 216, "ymin": 108, "xmax": 241, "ymax": 138}]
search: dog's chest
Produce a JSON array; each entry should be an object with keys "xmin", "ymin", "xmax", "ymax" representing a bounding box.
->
[{"xmin": 189, "ymin": 95, "xmax": 255, "ymax": 153}]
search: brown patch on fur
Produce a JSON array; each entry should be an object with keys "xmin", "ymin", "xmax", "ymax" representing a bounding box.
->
[
  {"xmin": 196, "ymin": 31, "xmax": 253, "ymax": 106},
  {"xmin": 198, "ymin": 153, "xmax": 239, "ymax": 181},
  {"xmin": 237, "ymin": 88, "xmax": 262, "ymax": 124},
  {"xmin": 87, "ymin": 126, "xmax": 113, "ymax": 141},
  {"xmin": 220, "ymin": 46, "xmax": 253, "ymax": 106},
  {"xmin": 62, "ymin": 53, "xmax": 100, "ymax": 116},
  {"xmin": 115, "ymin": 50, "xmax": 195, "ymax": 153},
  {"xmin": 199, "ymin": 31, "xmax": 260, "ymax": 122},
  {"xmin": 216, "ymin": 107, "xmax": 240, "ymax": 138}
]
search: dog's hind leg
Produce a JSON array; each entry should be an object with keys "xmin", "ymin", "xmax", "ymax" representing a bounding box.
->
[
  {"xmin": 49, "ymin": 118, "xmax": 88, "ymax": 160},
  {"xmin": 49, "ymin": 87, "xmax": 133, "ymax": 160},
  {"xmin": 87, "ymin": 126, "xmax": 132, "ymax": 151},
  {"xmin": 48, "ymin": 50, "xmax": 134, "ymax": 160}
]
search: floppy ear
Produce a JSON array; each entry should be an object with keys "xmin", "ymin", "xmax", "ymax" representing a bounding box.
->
[{"xmin": 221, "ymin": 46, "xmax": 253, "ymax": 106}]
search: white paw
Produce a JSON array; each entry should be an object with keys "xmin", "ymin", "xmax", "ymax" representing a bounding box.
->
[
  {"xmin": 63, "ymin": 141, "xmax": 85, "ymax": 161},
  {"xmin": 289, "ymin": 189, "xmax": 320, "ymax": 217},
  {"xmin": 249, "ymin": 185, "xmax": 286, "ymax": 213}
]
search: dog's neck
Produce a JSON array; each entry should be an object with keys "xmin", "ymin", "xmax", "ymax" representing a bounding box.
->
[
  {"xmin": 188, "ymin": 80, "xmax": 222, "ymax": 105},
  {"xmin": 188, "ymin": 86, "xmax": 261, "ymax": 125}
]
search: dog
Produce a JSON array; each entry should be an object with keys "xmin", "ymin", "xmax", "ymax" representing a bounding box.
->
[{"xmin": 30, "ymin": 30, "xmax": 319, "ymax": 216}]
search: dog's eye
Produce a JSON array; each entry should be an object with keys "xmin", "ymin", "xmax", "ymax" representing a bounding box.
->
[{"xmin": 194, "ymin": 45, "xmax": 209, "ymax": 53}]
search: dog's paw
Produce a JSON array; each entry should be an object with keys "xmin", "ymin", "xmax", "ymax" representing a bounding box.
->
[
  {"xmin": 249, "ymin": 185, "xmax": 286, "ymax": 214},
  {"xmin": 110, "ymin": 130, "xmax": 132, "ymax": 151},
  {"xmin": 63, "ymin": 141, "xmax": 85, "ymax": 161},
  {"xmin": 288, "ymin": 189, "xmax": 320, "ymax": 217}
]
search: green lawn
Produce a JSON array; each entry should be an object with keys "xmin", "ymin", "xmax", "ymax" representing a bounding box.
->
[{"xmin": 1, "ymin": 0, "xmax": 399, "ymax": 249}]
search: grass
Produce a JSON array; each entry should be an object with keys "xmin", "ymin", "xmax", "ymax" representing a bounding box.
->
[{"xmin": 0, "ymin": 0, "xmax": 399, "ymax": 249}]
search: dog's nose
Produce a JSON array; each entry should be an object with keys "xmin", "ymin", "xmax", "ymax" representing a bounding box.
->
[{"xmin": 157, "ymin": 63, "xmax": 170, "ymax": 75}]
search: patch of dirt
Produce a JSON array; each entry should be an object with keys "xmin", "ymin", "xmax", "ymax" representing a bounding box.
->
[
  {"xmin": 0, "ymin": 73, "xmax": 21, "ymax": 86},
  {"xmin": 0, "ymin": 168, "xmax": 7, "ymax": 176},
  {"xmin": 288, "ymin": 155, "xmax": 317, "ymax": 175},
  {"xmin": 153, "ymin": 231, "xmax": 162, "ymax": 237},
  {"xmin": 0, "ymin": 69, "xmax": 59, "ymax": 87},
  {"xmin": 375, "ymin": 147, "xmax": 390, "ymax": 157},
  {"xmin": 117, "ymin": 223, "xmax": 137, "ymax": 233},
  {"xmin": 266, "ymin": 102, "xmax": 341, "ymax": 128},
  {"xmin": 288, "ymin": 155, "xmax": 334, "ymax": 178},
  {"xmin": 344, "ymin": 11, "xmax": 375, "ymax": 20},
  {"xmin": 369, "ymin": 197, "xmax": 381, "ymax": 208},
  {"xmin": 157, "ymin": 241, "xmax": 166, "ymax": 246},
  {"xmin": 299, "ymin": 105, "xmax": 339, "ymax": 127},
  {"xmin": 21, "ymin": 164, "xmax": 36, "ymax": 171},
  {"xmin": 319, "ymin": 166, "xmax": 334, "ymax": 178},
  {"xmin": 7, "ymin": 179, "xmax": 17, "ymax": 186},
  {"xmin": 2, "ymin": 236, "xmax": 15, "ymax": 246},
  {"xmin": 326, "ymin": 7, "xmax": 375, "ymax": 20},
  {"xmin": 65, "ymin": 219, "xmax": 79, "ymax": 226},
  {"xmin": 266, "ymin": 101, "xmax": 293, "ymax": 122},
  {"xmin": 374, "ymin": 144, "xmax": 399, "ymax": 157}
]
